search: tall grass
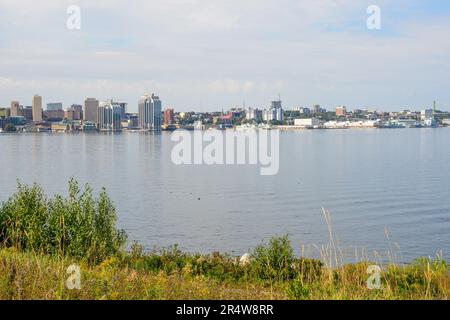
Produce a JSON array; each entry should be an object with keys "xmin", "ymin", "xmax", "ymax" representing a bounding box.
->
[{"xmin": 0, "ymin": 179, "xmax": 126, "ymax": 265}]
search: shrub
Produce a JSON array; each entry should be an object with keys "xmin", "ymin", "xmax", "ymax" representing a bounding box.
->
[
  {"xmin": 0, "ymin": 179, "xmax": 127, "ymax": 265},
  {"xmin": 251, "ymin": 235, "xmax": 296, "ymax": 281}
]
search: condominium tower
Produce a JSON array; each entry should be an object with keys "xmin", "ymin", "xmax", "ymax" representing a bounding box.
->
[
  {"xmin": 97, "ymin": 100, "xmax": 122, "ymax": 131},
  {"xmin": 138, "ymin": 93, "xmax": 162, "ymax": 131}
]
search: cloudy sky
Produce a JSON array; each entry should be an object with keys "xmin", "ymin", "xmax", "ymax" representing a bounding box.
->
[{"xmin": 0, "ymin": 0, "xmax": 449, "ymax": 112}]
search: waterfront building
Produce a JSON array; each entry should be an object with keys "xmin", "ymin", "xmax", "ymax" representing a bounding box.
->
[
  {"xmin": 138, "ymin": 93, "xmax": 162, "ymax": 131},
  {"xmin": 32, "ymin": 95, "xmax": 43, "ymax": 122},
  {"xmin": 97, "ymin": 100, "xmax": 123, "ymax": 131},
  {"xmin": 294, "ymin": 118, "xmax": 320, "ymax": 128},
  {"xmin": 10, "ymin": 101, "xmax": 20, "ymax": 117},
  {"xmin": 164, "ymin": 108, "xmax": 174, "ymax": 125},
  {"xmin": 51, "ymin": 121, "xmax": 73, "ymax": 132}
]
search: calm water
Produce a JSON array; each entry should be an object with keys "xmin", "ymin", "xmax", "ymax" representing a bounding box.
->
[{"xmin": 0, "ymin": 129, "xmax": 449, "ymax": 263}]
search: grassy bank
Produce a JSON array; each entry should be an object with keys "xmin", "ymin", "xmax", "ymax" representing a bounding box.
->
[{"xmin": 0, "ymin": 180, "xmax": 448, "ymax": 300}]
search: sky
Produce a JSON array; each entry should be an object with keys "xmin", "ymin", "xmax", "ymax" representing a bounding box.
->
[{"xmin": 0, "ymin": 0, "xmax": 449, "ymax": 112}]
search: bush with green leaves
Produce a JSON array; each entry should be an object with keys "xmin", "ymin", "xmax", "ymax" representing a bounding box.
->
[
  {"xmin": 250, "ymin": 235, "xmax": 297, "ymax": 281},
  {"xmin": 0, "ymin": 179, "xmax": 127, "ymax": 265}
]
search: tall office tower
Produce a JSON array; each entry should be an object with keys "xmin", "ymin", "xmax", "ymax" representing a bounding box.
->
[
  {"xmin": 84, "ymin": 98, "xmax": 99, "ymax": 124},
  {"xmin": 32, "ymin": 95, "xmax": 43, "ymax": 122},
  {"xmin": 163, "ymin": 108, "xmax": 174, "ymax": 125},
  {"xmin": 10, "ymin": 101, "xmax": 20, "ymax": 116},
  {"xmin": 138, "ymin": 93, "xmax": 162, "ymax": 131},
  {"xmin": 97, "ymin": 100, "xmax": 122, "ymax": 131}
]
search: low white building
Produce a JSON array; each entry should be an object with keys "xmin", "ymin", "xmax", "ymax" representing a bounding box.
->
[{"xmin": 294, "ymin": 118, "xmax": 320, "ymax": 128}]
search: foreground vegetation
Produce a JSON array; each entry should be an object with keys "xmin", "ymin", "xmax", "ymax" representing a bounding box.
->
[{"xmin": 0, "ymin": 180, "xmax": 448, "ymax": 300}]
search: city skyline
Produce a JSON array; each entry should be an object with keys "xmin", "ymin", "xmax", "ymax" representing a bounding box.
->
[
  {"xmin": 0, "ymin": 1, "xmax": 449, "ymax": 111},
  {"xmin": 1, "ymin": 93, "xmax": 445, "ymax": 114}
]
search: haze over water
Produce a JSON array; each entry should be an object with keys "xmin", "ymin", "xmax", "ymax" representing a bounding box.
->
[{"xmin": 1, "ymin": 129, "xmax": 449, "ymax": 263}]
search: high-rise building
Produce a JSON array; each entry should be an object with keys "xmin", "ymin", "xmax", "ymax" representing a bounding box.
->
[
  {"xmin": 163, "ymin": 108, "xmax": 174, "ymax": 125},
  {"xmin": 32, "ymin": 95, "xmax": 43, "ymax": 122},
  {"xmin": 139, "ymin": 93, "xmax": 162, "ymax": 131},
  {"xmin": 47, "ymin": 103, "xmax": 63, "ymax": 111},
  {"xmin": 263, "ymin": 100, "xmax": 284, "ymax": 122},
  {"xmin": 84, "ymin": 98, "xmax": 99, "ymax": 124},
  {"xmin": 97, "ymin": 100, "xmax": 122, "ymax": 131},
  {"xmin": 10, "ymin": 101, "xmax": 20, "ymax": 117}
]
